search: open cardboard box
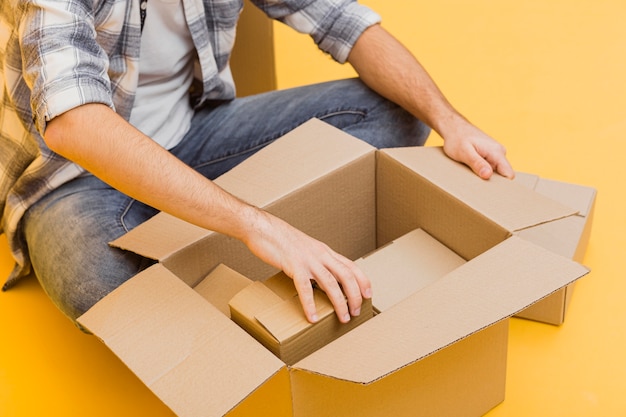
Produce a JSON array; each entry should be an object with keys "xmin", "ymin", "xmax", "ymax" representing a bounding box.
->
[{"xmin": 78, "ymin": 119, "xmax": 593, "ymax": 417}]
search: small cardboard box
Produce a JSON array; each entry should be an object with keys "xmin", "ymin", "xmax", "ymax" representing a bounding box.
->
[
  {"xmin": 78, "ymin": 119, "xmax": 592, "ymax": 417},
  {"xmin": 228, "ymin": 271, "xmax": 374, "ymax": 365}
]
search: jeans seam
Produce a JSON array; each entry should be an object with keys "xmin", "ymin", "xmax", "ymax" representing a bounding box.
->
[
  {"xmin": 318, "ymin": 109, "xmax": 367, "ymax": 120},
  {"xmin": 117, "ymin": 198, "xmax": 156, "ymax": 276},
  {"xmin": 192, "ymin": 138, "xmax": 277, "ymax": 171},
  {"xmin": 118, "ymin": 198, "xmax": 136, "ymax": 233},
  {"xmin": 192, "ymin": 108, "xmax": 368, "ymax": 171}
]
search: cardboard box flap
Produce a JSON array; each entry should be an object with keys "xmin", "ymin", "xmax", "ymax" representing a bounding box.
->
[
  {"xmin": 110, "ymin": 211, "xmax": 211, "ymax": 261},
  {"xmin": 264, "ymin": 272, "xmax": 299, "ymax": 300},
  {"xmin": 513, "ymin": 172, "xmax": 540, "ymax": 189},
  {"xmin": 515, "ymin": 172, "xmax": 596, "ymax": 217},
  {"xmin": 355, "ymin": 228, "xmax": 466, "ymax": 312},
  {"xmin": 532, "ymin": 178, "xmax": 596, "ymax": 217},
  {"xmin": 193, "ymin": 264, "xmax": 253, "ymax": 317},
  {"xmin": 514, "ymin": 173, "xmax": 596, "ymax": 261},
  {"xmin": 294, "ymin": 237, "xmax": 588, "ymax": 383},
  {"xmin": 78, "ymin": 264, "xmax": 284, "ymax": 417},
  {"xmin": 214, "ymin": 118, "xmax": 375, "ymax": 208},
  {"xmin": 231, "ymin": 281, "xmax": 284, "ymax": 315},
  {"xmin": 255, "ymin": 289, "xmax": 335, "ymax": 343},
  {"xmin": 381, "ymin": 147, "xmax": 577, "ymax": 232}
]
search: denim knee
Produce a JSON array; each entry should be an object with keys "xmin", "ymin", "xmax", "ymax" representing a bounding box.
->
[{"xmin": 21, "ymin": 175, "xmax": 157, "ymax": 327}]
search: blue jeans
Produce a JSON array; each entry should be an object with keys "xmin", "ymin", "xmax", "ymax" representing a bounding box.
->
[{"xmin": 23, "ymin": 78, "xmax": 430, "ymax": 326}]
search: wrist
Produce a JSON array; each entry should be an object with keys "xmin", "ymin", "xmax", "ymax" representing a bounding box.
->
[
  {"xmin": 235, "ymin": 204, "xmax": 272, "ymax": 245},
  {"xmin": 432, "ymin": 110, "xmax": 468, "ymax": 141}
]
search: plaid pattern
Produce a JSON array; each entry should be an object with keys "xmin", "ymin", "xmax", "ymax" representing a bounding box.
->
[{"xmin": 0, "ymin": 0, "xmax": 380, "ymax": 287}]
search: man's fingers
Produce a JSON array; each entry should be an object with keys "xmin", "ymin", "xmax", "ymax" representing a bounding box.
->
[
  {"xmin": 475, "ymin": 158, "xmax": 494, "ymax": 179},
  {"xmin": 310, "ymin": 267, "xmax": 352, "ymax": 324},
  {"xmin": 463, "ymin": 142, "xmax": 515, "ymax": 180},
  {"xmin": 458, "ymin": 145, "xmax": 493, "ymax": 179},
  {"xmin": 481, "ymin": 147, "xmax": 515, "ymax": 180},
  {"xmin": 292, "ymin": 274, "xmax": 320, "ymax": 323},
  {"xmin": 324, "ymin": 262, "xmax": 362, "ymax": 318},
  {"xmin": 293, "ymin": 255, "xmax": 371, "ymax": 324},
  {"xmin": 493, "ymin": 156, "xmax": 515, "ymax": 179},
  {"xmin": 329, "ymin": 252, "xmax": 372, "ymax": 309}
]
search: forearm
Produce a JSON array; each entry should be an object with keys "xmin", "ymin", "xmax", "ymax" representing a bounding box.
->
[
  {"xmin": 44, "ymin": 103, "xmax": 258, "ymax": 242},
  {"xmin": 347, "ymin": 24, "xmax": 462, "ymax": 137}
]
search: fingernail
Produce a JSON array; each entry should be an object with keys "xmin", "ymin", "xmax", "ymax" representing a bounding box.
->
[
  {"xmin": 364, "ymin": 288, "xmax": 372, "ymax": 299},
  {"xmin": 479, "ymin": 167, "xmax": 491, "ymax": 178},
  {"xmin": 353, "ymin": 307, "xmax": 361, "ymax": 316},
  {"xmin": 343, "ymin": 313, "xmax": 351, "ymax": 323},
  {"xmin": 311, "ymin": 314, "xmax": 319, "ymax": 323}
]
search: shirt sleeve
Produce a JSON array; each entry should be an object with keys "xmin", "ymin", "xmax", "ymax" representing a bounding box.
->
[
  {"xmin": 250, "ymin": 0, "xmax": 381, "ymax": 64},
  {"xmin": 19, "ymin": 0, "xmax": 115, "ymax": 135}
]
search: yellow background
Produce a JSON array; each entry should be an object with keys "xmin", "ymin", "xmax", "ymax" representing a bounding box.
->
[{"xmin": 1, "ymin": 0, "xmax": 625, "ymax": 415}]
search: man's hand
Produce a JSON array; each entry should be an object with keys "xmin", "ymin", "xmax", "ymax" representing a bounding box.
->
[
  {"xmin": 440, "ymin": 115, "xmax": 515, "ymax": 180},
  {"xmin": 241, "ymin": 208, "xmax": 372, "ymax": 324}
]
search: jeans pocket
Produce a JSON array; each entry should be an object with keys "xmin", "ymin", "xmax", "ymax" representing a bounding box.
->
[{"xmin": 119, "ymin": 198, "xmax": 160, "ymax": 233}]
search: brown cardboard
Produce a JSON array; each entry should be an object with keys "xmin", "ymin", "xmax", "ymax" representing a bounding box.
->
[
  {"xmin": 193, "ymin": 263, "xmax": 252, "ymax": 316},
  {"xmin": 291, "ymin": 319, "xmax": 509, "ymax": 417},
  {"xmin": 80, "ymin": 119, "xmax": 592, "ymax": 416},
  {"xmin": 78, "ymin": 264, "xmax": 285, "ymax": 417},
  {"xmin": 513, "ymin": 173, "xmax": 597, "ymax": 324},
  {"xmin": 229, "ymin": 272, "xmax": 373, "ymax": 365},
  {"xmin": 355, "ymin": 228, "xmax": 466, "ymax": 313}
]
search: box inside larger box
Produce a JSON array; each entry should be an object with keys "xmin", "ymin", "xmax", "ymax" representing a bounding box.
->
[
  {"xmin": 228, "ymin": 270, "xmax": 374, "ymax": 366},
  {"xmin": 78, "ymin": 119, "xmax": 591, "ymax": 417}
]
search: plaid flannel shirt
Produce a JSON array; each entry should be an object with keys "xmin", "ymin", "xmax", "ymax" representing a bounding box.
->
[{"xmin": 0, "ymin": 0, "xmax": 380, "ymax": 288}]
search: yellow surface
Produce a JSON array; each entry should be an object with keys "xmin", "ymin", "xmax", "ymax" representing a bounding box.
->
[{"xmin": 1, "ymin": 0, "xmax": 625, "ymax": 415}]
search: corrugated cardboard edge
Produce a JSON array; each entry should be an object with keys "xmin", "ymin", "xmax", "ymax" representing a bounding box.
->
[{"xmin": 293, "ymin": 237, "xmax": 589, "ymax": 384}]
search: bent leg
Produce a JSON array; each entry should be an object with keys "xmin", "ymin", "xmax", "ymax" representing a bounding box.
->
[{"xmin": 22, "ymin": 175, "xmax": 157, "ymax": 325}]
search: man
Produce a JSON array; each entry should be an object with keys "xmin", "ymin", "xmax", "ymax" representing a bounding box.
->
[{"xmin": 0, "ymin": 0, "xmax": 513, "ymax": 329}]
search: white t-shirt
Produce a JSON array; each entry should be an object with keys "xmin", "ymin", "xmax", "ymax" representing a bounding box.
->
[{"xmin": 129, "ymin": 0, "xmax": 195, "ymax": 150}]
